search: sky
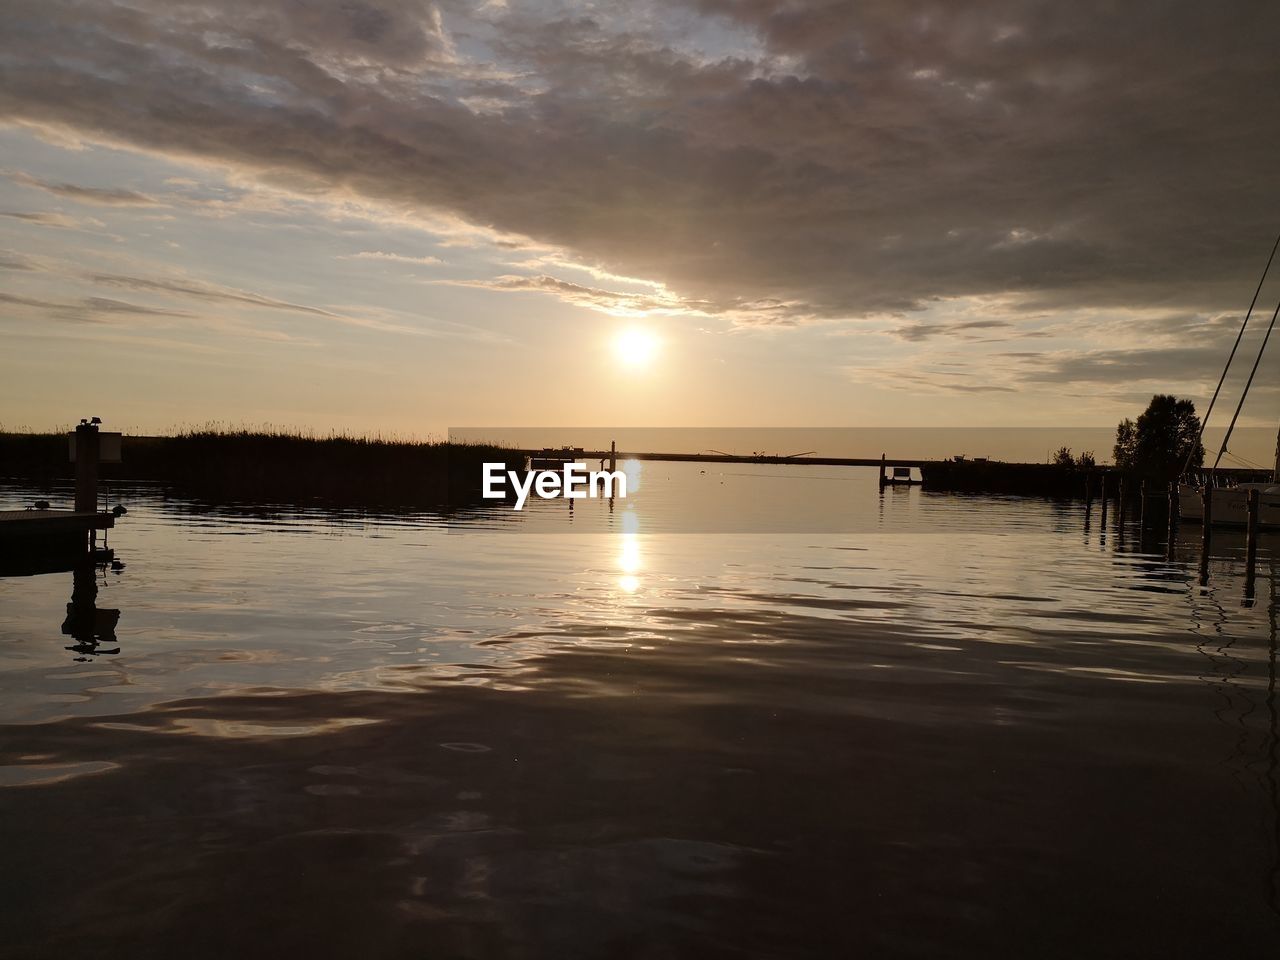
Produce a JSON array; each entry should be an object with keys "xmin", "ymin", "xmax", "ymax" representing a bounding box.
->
[{"xmin": 2, "ymin": 0, "xmax": 1280, "ymax": 439}]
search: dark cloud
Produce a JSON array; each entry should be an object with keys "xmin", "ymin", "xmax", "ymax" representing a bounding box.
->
[
  {"xmin": 0, "ymin": 291, "xmax": 190, "ymax": 322},
  {"xmin": 81, "ymin": 297, "xmax": 195, "ymax": 318},
  {"xmin": 88, "ymin": 272, "xmax": 351, "ymax": 320},
  {"xmin": 0, "ymin": 210, "xmax": 85, "ymax": 228},
  {"xmin": 5, "ymin": 171, "xmax": 161, "ymax": 206},
  {"xmin": 86, "ymin": 271, "xmax": 431, "ymax": 335},
  {"xmin": 2, "ymin": 0, "xmax": 1278, "ymax": 326},
  {"xmin": 1021, "ymin": 343, "xmax": 1280, "ymax": 387},
  {"xmin": 889, "ymin": 319, "xmax": 1015, "ymax": 341},
  {"xmin": 857, "ymin": 365, "xmax": 1019, "ymax": 394},
  {"xmin": 440, "ymin": 273, "xmax": 708, "ymax": 317},
  {"xmin": 0, "ymin": 249, "xmax": 40, "ymax": 270}
]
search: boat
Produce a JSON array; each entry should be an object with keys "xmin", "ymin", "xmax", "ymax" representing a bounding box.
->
[
  {"xmin": 1179, "ymin": 480, "xmax": 1280, "ymax": 527},
  {"xmin": 1178, "ymin": 231, "xmax": 1280, "ymax": 526}
]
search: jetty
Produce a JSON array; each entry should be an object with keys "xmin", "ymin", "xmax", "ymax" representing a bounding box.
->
[
  {"xmin": 0, "ymin": 419, "xmax": 123, "ymax": 575},
  {"xmin": 0, "ymin": 509, "xmax": 115, "ymax": 538}
]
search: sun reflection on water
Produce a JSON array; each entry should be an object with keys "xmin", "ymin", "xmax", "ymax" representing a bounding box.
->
[{"xmin": 617, "ymin": 532, "xmax": 642, "ymax": 593}]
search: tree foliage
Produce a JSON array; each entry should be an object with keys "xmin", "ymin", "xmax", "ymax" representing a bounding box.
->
[
  {"xmin": 1049, "ymin": 447, "xmax": 1096, "ymax": 469},
  {"xmin": 1113, "ymin": 395, "xmax": 1204, "ymax": 479}
]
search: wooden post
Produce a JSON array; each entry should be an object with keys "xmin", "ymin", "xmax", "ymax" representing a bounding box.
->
[
  {"xmin": 609, "ymin": 440, "xmax": 617, "ymax": 473},
  {"xmin": 1245, "ymin": 487, "xmax": 1259, "ymax": 600},
  {"xmin": 1139, "ymin": 479, "xmax": 1148, "ymax": 528},
  {"xmin": 74, "ymin": 422, "xmax": 99, "ymax": 515},
  {"xmin": 1117, "ymin": 476, "xmax": 1127, "ymax": 526},
  {"xmin": 879, "ymin": 454, "xmax": 886, "ymax": 488},
  {"xmin": 1166, "ymin": 482, "xmax": 1179, "ymax": 559},
  {"xmin": 1199, "ymin": 485, "xmax": 1213, "ymax": 584},
  {"xmin": 1100, "ymin": 473, "xmax": 1109, "ymax": 529}
]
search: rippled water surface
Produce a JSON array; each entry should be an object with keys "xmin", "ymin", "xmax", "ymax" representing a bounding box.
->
[{"xmin": 1, "ymin": 467, "xmax": 1278, "ymax": 958}]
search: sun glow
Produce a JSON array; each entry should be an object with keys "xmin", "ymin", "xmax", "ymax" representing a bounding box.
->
[{"xmin": 613, "ymin": 327, "xmax": 660, "ymax": 369}]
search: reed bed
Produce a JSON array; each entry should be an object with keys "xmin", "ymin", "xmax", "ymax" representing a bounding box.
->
[{"xmin": 0, "ymin": 428, "xmax": 517, "ymax": 507}]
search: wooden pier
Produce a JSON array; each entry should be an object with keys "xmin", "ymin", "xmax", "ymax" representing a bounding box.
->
[
  {"xmin": 0, "ymin": 420, "xmax": 124, "ymax": 576},
  {"xmin": 0, "ymin": 510, "xmax": 115, "ymax": 538}
]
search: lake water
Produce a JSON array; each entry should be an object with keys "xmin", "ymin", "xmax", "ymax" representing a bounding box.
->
[{"xmin": 1, "ymin": 465, "xmax": 1278, "ymax": 957}]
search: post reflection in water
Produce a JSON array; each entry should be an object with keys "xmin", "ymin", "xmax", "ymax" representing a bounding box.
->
[
  {"xmin": 59, "ymin": 558, "xmax": 122, "ymax": 660},
  {"xmin": 1267, "ymin": 564, "xmax": 1280, "ymax": 916}
]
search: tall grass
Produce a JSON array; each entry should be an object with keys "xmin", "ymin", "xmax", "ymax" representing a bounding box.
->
[{"xmin": 0, "ymin": 428, "xmax": 517, "ymax": 507}]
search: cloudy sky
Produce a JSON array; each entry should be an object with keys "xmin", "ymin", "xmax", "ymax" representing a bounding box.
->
[{"xmin": 2, "ymin": 0, "xmax": 1279, "ymax": 436}]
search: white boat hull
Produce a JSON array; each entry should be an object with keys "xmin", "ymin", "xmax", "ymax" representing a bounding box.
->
[{"xmin": 1178, "ymin": 483, "xmax": 1280, "ymax": 527}]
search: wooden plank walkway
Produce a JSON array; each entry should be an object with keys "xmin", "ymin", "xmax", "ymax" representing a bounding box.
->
[{"xmin": 0, "ymin": 510, "xmax": 115, "ymax": 538}]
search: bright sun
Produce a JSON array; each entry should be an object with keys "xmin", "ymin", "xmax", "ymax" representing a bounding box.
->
[{"xmin": 613, "ymin": 327, "xmax": 660, "ymax": 368}]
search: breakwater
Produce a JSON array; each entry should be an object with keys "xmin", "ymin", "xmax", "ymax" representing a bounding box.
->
[{"xmin": 921, "ymin": 459, "xmax": 1269, "ymax": 499}]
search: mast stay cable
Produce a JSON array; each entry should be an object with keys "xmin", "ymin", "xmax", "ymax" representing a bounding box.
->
[
  {"xmin": 1212, "ymin": 294, "xmax": 1280, "ymax": 471},
  {"xmin": 1186, "ymin": 230, "xmax": 1280, "ymax": 475}
]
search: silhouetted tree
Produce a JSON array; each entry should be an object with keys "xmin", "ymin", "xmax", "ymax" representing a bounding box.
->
[
  {"xmin": 1077, "ymin": 450, "xmax": 1096, "ymax": 469},
  {"xmin": 1051, "ymin": 446, "xmax": 1075, "ymax": 468},
  {"xmin": 1114, "ymin": 419, "xmax": 1137, "ymax": 467},
  {"xmin": 1113, "ymin": 395, "xmax": 1204, "ymax": 479}
]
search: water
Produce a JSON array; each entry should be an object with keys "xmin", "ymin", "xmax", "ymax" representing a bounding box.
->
[{"xmin": 1, "ymin": 467, "xmax": 1278, "ymax": 957}]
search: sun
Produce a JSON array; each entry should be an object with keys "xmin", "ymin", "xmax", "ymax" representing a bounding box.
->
[{"xmin": 613, "ymin": 327, "xmax": 660, "ymax": 369}]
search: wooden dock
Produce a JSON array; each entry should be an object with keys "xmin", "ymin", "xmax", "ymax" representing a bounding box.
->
[
  {"xmin": 0, "ymin": 509, "xmax": 115, "ymax": 538},
  {"xmin": 0, "ymin": 509, "xmax": 117, "ymax": 576}
]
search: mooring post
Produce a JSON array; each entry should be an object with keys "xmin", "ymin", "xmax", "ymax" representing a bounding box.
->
[
  {"xmin": 1166, "ymin": 481, "xmax": 1179, "ymax": 559},
  {"xmin": 74, "ymin": 421, "xmax": 100, "ymax": 515},
  {"xmin": 1199, "ymin": 484, "xmax": 1213, "ymax": 584},
  {"xmin": 609, "ymin": 440, "xmax": 617, "ymax": 473},
  {"xmin": 1140, "ymin": 479, "xmax": 1148, "ymax": 529},
  {"xmin": 1117, "ymin": 475, "xmax": 1128, "ymax": 527},
  {"xmin": 1084, "ymin": 472, "xmax": 1093, "ymax": 509},
  {"xmin": 879, "ymin": 454, "xmax": 886, "ymax": 488},
  {"xmin": 1245, "ymin": 487, "xmax": 1260, "ymax": 600},
  {"xmin": 1100, "ymin": 473, "xmax": 1109, "ymax": 529}
]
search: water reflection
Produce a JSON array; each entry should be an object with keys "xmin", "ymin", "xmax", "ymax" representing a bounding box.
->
[
  {"xmin": 60, "ymin": 560, "xmax": 122, "ymax": 660},
  {"xmin": 1266, "ymin": 580, "xmax": 1280, "ymax": 915},
  {"xmin": 616, "ymin": 533, "xmax": 642, "ymax": 594},
  {"xmin": 4, "ymin": 483, "xmax": 1280, "ymax": 954}
]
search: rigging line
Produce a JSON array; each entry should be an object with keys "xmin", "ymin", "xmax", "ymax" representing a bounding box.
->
[
  {"xmin": 1187, "ymin": 230, "xmax": 1280, "ymax": 474},
  {"xmin": 1223, "ymin": 450, "xmax": 1267, "ymax": 470},
  {"xmin": 1213, "ymin": 293, "xmax": 1280, "ymax": 471}
]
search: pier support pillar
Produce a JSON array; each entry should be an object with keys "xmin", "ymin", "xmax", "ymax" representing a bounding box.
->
[
  {"xmin": 1100, "ymin": 473, "xmax": 1109, "ymax": 529},
  {"xmin": 1199, "ymin": 485, "xmax": 1213, "ymax": 584},
  {"xmin": 74, "ymin": 422, "xmax": 100, "ymax": 516},
  {"xmin": 1246, "ymin": 488, "xmax": 1259, "ymax": 601}
]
